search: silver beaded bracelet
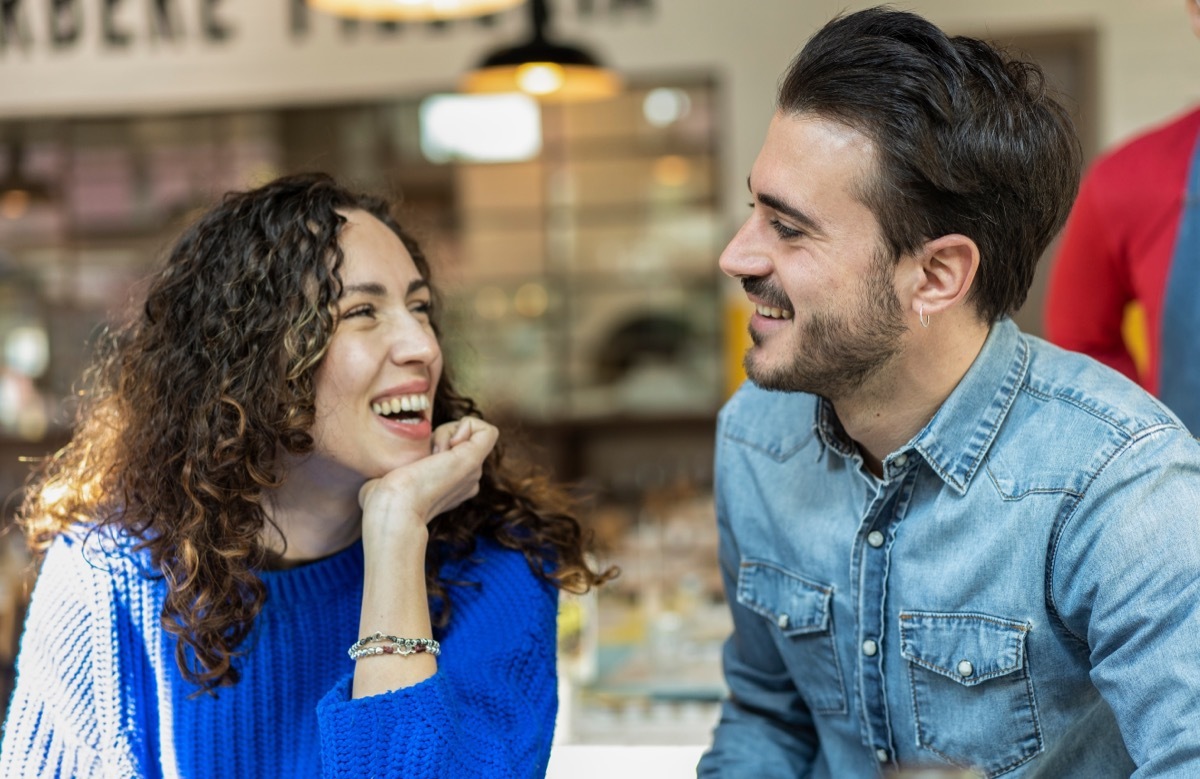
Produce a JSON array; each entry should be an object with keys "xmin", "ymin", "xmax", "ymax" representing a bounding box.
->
[{"xmin": 347, "ymin": 632, "xmax": 441, "ymax": 661}]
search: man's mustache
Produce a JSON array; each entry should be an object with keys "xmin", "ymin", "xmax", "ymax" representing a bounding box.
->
[{"xmin": 741, "ymin": 277, "xmax": 793, "ymax": 312}]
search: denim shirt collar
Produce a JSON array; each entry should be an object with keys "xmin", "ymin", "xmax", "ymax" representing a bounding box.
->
[{"xmin": 813, "ymin": 318, "xmax": 1029, "ymax": 494}]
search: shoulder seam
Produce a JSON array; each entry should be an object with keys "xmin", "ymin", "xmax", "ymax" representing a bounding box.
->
[{"xmin": 1044, "ymin": 424, "xmax": 1180, "ymax": 645}]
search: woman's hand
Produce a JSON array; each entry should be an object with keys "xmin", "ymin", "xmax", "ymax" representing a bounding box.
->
[
  {"xmin": 358, "ymin": 417, "xmax": 499, "ymax": 552},
  {"xmin": 351, "ymin": 417, "xmax": 497, "ymax": 698}
]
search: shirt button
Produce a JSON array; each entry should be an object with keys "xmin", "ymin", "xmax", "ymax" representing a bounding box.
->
[
  {"xmin": 875, "ymin": 748, "xmax": 889, "ymax": 763},
  {"xmin": 893, "ymin": 453, "xmax": 908, "ymax": 467},
  {"xmin": 862, "ymin": 639, "xmax": 878, "ymax": 657},
  {"xmin": 777, "ymin": 613, "xmax": 790, "ymax": 629},
  {"xmin": 867, "ymin": 530, "xmax": 885, "ymax": 548},
  {"xmin": 957, "ymin": 659, "xmax": 974, "ymax": 678}
]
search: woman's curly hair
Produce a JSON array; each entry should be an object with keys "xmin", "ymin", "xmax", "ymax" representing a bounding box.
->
[{"xmin": 18, "ymin": 172, "xmax": 615, "ymax": 693}]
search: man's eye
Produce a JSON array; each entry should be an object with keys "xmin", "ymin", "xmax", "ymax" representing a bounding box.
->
[{"xmin": 770, "ymin": 219, "xmax": 803, "ymax": 240}]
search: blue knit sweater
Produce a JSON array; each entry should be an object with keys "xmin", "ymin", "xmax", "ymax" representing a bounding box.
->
[{"xmin": 0, "ymin": 531, "xmax": 559, "ymax": 778}]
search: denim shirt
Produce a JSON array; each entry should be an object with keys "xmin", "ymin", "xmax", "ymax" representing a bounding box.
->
[{"xmin": 698, "ymin": 319, "xmax": 1200, "ymax": 779}]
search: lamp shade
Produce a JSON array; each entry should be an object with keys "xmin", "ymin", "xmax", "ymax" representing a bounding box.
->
[
  {"xmin": 462, "ymin": 39, "xmax": 620, "ymax": 101},
  {"xmin": 306, "ymin": 0, "xmax": 524, "ymax": 22},
  {"xmin": 461, "ymin": 0, "xmax": 620, "ymax": 102}
]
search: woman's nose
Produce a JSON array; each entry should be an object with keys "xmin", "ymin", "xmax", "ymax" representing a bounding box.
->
[{"xmin": 388, "ymin": 318, "xmax": 440, "ymax": 365}]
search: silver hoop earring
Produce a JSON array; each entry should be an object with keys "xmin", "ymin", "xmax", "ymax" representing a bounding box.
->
[{"xmin": 919, "ymin": 304, "xmax": 931, "ymax": 328}]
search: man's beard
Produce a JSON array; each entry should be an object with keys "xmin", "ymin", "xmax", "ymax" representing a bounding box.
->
[{"xmin": 743, "ymin": 254, "xmax": 906, "ymax": 399}]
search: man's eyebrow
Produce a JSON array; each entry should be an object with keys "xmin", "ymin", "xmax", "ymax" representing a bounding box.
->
[
  {"xmin": 339, "ymin": 279, "xmax": 430, "ymax": 298},
  {"xmin": 747, "ymin": 176, "xmax": 824, "ymax": 236}
]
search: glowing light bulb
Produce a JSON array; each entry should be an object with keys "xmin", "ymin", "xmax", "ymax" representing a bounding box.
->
[{"xmin": 517, "ymin": 63, "xmax": 565, "ymax": 96}]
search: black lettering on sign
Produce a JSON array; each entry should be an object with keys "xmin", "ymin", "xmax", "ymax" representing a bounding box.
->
[
  {"xmin": 1, "ymin": 0, "xmax": 32, "ymax": 53},
  {"xmin": 577, "ymin": 0, "xmax": 653, "ymax": 17},
  {"xmin": 50, "ymin": 0, "xmax": 81, "ymax": 48},
  {"xmin": 3, "ymin": 0, "xmax": 655, "ymax": 54},
  {"xmin": 150, "ymin": 0, "xmax": 181, "ymax": 42},
  {"xmin": 291, "ymin": 0, "xmax": 308, "ymax": 38},
  {"xmin": 103, "ymin": 0, "xmax": 131, "ymax": 47},
  {"xmin": 201, "ymin": 0, "xmax": 230, "ymax": 42}
]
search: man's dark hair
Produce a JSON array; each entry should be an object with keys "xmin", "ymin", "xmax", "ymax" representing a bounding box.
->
[{"xmin": 779, "ymin": 6, "xmax": 1082, "ymax": 323}]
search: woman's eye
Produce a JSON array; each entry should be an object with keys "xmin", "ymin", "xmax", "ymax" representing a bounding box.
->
[
  {"xmin": 410, "ymin": 300, "xmax": 433, "ymax": 317},
  {"xmin": 341, "ymin": 304, "xmax": 375, "ymax": 319},
  {"xmin": 769, "ymin": 219, "xmax": 802, "ymax": 240}
]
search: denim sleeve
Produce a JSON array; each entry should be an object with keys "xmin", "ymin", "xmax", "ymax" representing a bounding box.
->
[
  {"xmin": 1052, "ymin": 427, "xmax": 1200, "ymax": 777},
  {"xmin": 698, "ymin": 481, "xmax": 818, "ymax": 778}
]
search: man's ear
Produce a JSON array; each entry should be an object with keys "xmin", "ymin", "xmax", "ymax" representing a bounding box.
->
[{"xmin": 906, "ymin": 233, "xmax": 980, "ymax": 319}]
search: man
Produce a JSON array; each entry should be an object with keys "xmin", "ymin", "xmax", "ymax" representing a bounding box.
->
[
  {"xmin": 698, "ymin": 7, "xmax": 1200, "ymax": 778},
  {"xmin": 1044, "ymin": 0, "xmax": 1200, "ymax": 433}
]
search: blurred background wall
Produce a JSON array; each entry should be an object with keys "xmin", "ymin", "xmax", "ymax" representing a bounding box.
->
[
  {"xmin": 0, "ymin": 0, "xmax": 1196, "ymax": 746},
  {"xmin": 4, "ymin": 0, "xmax": 1198, "ymax": 219}
]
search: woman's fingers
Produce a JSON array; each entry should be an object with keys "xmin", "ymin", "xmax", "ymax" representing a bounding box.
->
[
  {"xmin": 416, "ymin": 418, "xmax": 497, "ymax": 517},
  {"xmin": 431, "ymin": 416, "xmax": 494, "ymax": 454},
  {"xmin": 361, "ymin": 417, "xmax": 499, "ymax": 529},
  {"xmin": 449, "ymin": 417, "xmax": 474, "ymax": 447}
]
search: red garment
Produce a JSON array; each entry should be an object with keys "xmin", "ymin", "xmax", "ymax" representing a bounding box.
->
[{"xmin": 1044, "ymin": 107, "xmax": 1200, "ymax": 395}]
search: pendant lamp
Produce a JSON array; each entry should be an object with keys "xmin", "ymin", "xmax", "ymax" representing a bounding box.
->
[
  {"xmin": 306, "ymin": 0, "xmax": 525, "ymax": 22},
  {"xmin": 461, "ymin": 0, "xmax": 620, "ymax": 102}
]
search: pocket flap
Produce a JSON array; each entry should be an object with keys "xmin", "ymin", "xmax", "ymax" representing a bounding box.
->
[
  {"xmin": 900, "ymin": 611, "xmax": 1031, "ymax": 686},
  {"xmin": 736, "ymin": 560, "xmax": 832, "ymax": 636}
]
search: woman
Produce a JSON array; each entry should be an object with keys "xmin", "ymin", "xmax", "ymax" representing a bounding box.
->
[{"xmin": 0, "ymin": 172, "xmax": 612, "ymax": 778}]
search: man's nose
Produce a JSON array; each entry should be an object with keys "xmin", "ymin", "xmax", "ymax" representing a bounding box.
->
[{"xmin": 719, "ymin": 218, "xmax": 772, "ymax": 279}]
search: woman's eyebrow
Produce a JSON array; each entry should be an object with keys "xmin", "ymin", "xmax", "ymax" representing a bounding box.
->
[
  {"xmin": 338, "ymin": 279, "xmax": 429, "ymax": 299},
  {"xmin": 340, "ymin": 282, "xmax": 387, "ymax": 298}
]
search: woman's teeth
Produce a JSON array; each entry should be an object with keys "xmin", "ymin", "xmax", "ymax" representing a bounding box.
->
[
  {"xmin": 756, "ymin": 304, "xmax": 793, "ymax": 320},
  {"xmin": 372, "ymin": 394, "xmax": 429, "ymax": 416}
]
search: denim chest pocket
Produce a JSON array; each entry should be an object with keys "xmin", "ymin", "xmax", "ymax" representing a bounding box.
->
[
  {"xmin": 900, "ymin": 612, "xmax": 1042, "ymax": 777},
  {"xmin": 737, "ymin": 560, "xmax": 847, "ymax": 714}
]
